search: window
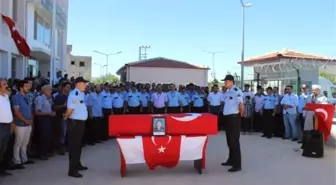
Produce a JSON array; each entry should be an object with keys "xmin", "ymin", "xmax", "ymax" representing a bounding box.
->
[
  {"xmin": 79, "ymin": 61, "xmax": 85, "ymax": 67},
  {"xmin": 34, "ymin": 11, "xmax": 51, "ymax": 47},
  {"xmin": 11, "ymin": 57, "xmax": 16, "ymax": 78},
  {"xmin": 71, "ymin": 61, "xmax": 75, "ymax": 65},
  {"xmin": 12, "ymin": 0, "xmax": 18, "ymax": 21}
]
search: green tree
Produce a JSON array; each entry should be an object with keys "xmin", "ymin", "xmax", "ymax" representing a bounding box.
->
[
  {"xmin": 212, "ymin": 78, "xmax": 219, "ymax": 84},
  {"xmin": 320, "ymin": 72, "xmax": 336, "ymax": 84},
  {"xmin": 93, "ymin": 73, "xmax": 120, "ymax": 84}
]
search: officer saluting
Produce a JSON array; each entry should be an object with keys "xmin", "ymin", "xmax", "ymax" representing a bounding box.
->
[
  {"xmin": 220, "ymin": 75, "xmax": 244, "ymax": 172},
  {"xmin": 64, "ymin": 77, "xmax": 89, "ymax": 178}
]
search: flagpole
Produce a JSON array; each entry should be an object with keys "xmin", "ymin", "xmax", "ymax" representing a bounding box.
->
[{"xmin": 49, "ymin": 0, "xmax": 56, "ymax": 85}]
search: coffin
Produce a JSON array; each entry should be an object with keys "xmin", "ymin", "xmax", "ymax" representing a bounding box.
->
[{"xmin": 109, "ymin": 113, "xmax": 218, "ymax": 136}]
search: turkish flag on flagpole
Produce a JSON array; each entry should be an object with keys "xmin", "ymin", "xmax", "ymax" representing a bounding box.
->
[
  {"xmin": 305, "ymin": 103, "xmax": 335, "ymax": 141},
  {"xmin": 1, "ymin": 14, "xmax": 31, "ymax": 57}
]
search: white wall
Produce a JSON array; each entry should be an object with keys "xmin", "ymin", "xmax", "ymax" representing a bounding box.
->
[{"xmin": 129, "ymin": 67, "xmax": 208, "ymax": 86}]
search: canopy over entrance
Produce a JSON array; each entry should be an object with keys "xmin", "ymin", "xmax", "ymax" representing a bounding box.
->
[{"xmin": 238, "ymin": 48, "xmax": 336, "ymax": 93}]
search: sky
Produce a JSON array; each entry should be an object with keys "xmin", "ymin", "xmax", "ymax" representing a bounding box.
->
[{"xmin": 67, "ymin": 0, "xmax": 336, "ymax": 79}]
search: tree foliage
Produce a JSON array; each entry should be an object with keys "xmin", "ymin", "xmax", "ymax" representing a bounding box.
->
[
  {"xmin": 320, "ymin": 72, "xmax": 336, "ymax": 84},
  {"xmin": 212, "ymin": 78, "xmax": 219, "ymax": 84},
  {"xmin": 93, "ymin": 73, "xmax": 120, "ymax": 84}
]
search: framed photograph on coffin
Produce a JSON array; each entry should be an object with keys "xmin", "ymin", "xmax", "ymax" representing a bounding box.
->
[{"xmin": 152, "ymin": 117, "xmax": 166, "ymax": 136}]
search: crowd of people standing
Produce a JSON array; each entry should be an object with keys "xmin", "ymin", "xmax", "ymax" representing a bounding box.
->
[{"xmin": 0, "ymin": 73, "xmax": 332, "ymax": 177}]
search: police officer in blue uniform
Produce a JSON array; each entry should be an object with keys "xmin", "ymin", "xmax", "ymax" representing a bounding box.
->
[
  {"xmin": 262, "ymin": 87, "xmax": 278, "ymax": 138},
  {"xmin": 64, "ymin": 77, "xmax": 89, "ymax": 178},
  {"xmin": 100, "ymin": 83, "xmax": 112, "ymax": 141},
  {"xmin": 126, "ymin": 84, "xmax": 141, "ymax": 114},
  {"xmin": 166, "ymin": 84, "xmax": 180, "ymax": 113},
  {"xmin": 111, "ymin": 85, "xmax": 126, "ymax": 114},
  {"xmin": 220, "ymin": 75, "xmax": 243, "ymax": 172},
  {"xmin": 179, "ymin": 86, "xmax": 191, "ymax": 113}
]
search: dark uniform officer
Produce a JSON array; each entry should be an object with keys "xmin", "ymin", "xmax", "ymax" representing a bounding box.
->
[
  {"xmin": 261, "ymin": 87, "xmax": 278, "ymax": 138},
  {"xmin": 64, "ymin": 77, "xmax": 89, "ymax": 178},
  {"xmin": 220, "ymin": 75, "xmax": 243, "ymax": 172}
]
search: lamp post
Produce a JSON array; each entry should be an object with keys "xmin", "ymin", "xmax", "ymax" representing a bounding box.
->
[
  {"xmin": 239, "ymin": 0, "xmax": 252, "ymax": 88},
  {"xmin": 93, "ymin": 50, "xmax": 122, "ymax": 76},
  {"xmin": 202, "ymin": 50, "xmax": 225, "ymax": 79},
  {"xmin": 94, "ymin": 62, "xmax": 107, "ymax": 77}
]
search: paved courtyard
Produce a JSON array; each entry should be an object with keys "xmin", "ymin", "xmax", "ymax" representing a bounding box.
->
[{"xmin": 1, "ymin": 132, "xmax": 335, "ymax": 185}]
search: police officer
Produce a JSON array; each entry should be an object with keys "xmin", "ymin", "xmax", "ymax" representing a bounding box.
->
[
  {"xmin": 100, "ymin": 83, "xmax": 112, "ymax": 141},
  {"xmin": 166, "ymin": 84, "xmax": 180, "ymax": 113},
  {"xmin": 139, "ymin": 87, "xmax": 150, "ymax": 114},
  {"xmin": 220, "ymin": 75, "xmax": 243, "ymax": 172},
  {"xmin": 87, "ymin": 85, "xmax": 103, "ymax": 144},
  {"xmin": 191, "ymin": 87, "xmax": 204, "ymax": 113},
  {"xmin": 179, "ymin": 86, "xmax": 191, "ymax": 113},
  {"xmin": 111, "ymin": 85, "xmax": 126, "ymax": 114},
  {"xmin": 126, "ymin": 85, "xmax": 141, "ymax": 114},
  {"xmin": 207, "ymin": 84, "xmax": 224, "ymax": 130},
  {"xmin": 64, "ymin": 77, "xmax": 89, "ymax": 178},
  {"xmin": 261, "ymin": 87, "xmax": 278, "ymax": 138},
  {"xmin": 150, "ymin": 84, "xmax": 167, "ymax": 114}
]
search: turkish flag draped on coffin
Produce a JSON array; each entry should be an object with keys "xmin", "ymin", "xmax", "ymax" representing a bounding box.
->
[
  {"xmin": 305, "ymin": 103, "xmax": 335, "ymax": 141},
  {"xmin": 1, "ymin": 14, "xmax": 31, "ymax": 57},
  {"xmin": 117, "ymin": 136, "xmax": 207, "ymax": 170},
  {"xmin": 109, "ymin": 113, "xmax": 218, "ymax": 136}
]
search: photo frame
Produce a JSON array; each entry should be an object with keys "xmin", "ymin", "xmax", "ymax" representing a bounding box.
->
[{"xmin": 152, "ymin": 117, "xmax": 166, "ymax": 136}]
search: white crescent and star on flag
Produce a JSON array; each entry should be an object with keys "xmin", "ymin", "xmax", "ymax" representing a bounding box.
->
[
  {"xmin": 151, "ymin": 136, "xmax": 171, "ymax": 153},
  {"xmin": 170, "ymin": 113, "xmax": 201, "ymax": 122},
  {"xmin": 315, "ymin": 108, "xmax": 328, "ymax": 121}
]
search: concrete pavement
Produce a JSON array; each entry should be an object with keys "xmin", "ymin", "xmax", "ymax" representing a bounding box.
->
[{"xmin": 1, "ymin": 132, "xmax": 335, "ymax": 185}]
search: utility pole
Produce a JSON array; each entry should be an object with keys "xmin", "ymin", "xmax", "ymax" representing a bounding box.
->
[{"xmin": 139, "ymin": 45, "xmax": 150, "ymax": 61}]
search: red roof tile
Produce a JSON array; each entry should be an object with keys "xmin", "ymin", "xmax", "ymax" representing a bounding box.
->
[
  {"xmin": 117, "ymin": 57, "xmax": 208, "ymax": 74},
  {"xmin": 238, "ymin": 49, "xmax": 336, "ymax": 65}
]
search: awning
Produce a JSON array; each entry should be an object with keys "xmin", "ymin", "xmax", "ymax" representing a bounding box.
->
[{"xmin": 1, "ymin": 14, "xmax": 31, "ymax": 57}]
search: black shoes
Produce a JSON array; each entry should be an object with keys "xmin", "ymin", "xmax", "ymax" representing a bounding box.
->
[
  {"xmin": 78, "ymin": 166, "xmax": 88, "ymax": 171},
  {"xmin": 0, "ymin": 170, "xmax": 12, "ymax": 176},
  {"xmin": 221, "ymin": 162, "xmax": 232, "ymax": 166},
  {"xmin": 68, "ymin": 172, "xmax": 83, "ymax": 178},
  {"xmin": 24, "ymin": 160, "xmax": 35, "ymax": 165},
  {"xmin": 14, "ymin": 164, "xmax": 25, "ymax": 170},
  {"xmin": 228, "ymin": 167, "xmax": 241, "ymax": 172}
]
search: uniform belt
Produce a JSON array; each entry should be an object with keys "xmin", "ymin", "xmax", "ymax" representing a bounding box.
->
[
  {"xmin": 264, "ymin": 109, "xmax": 273, "ymax": 111},
  {"xmin": 223, "ymin": 114, "xmax": 239, "ymax": 117},
  {"xmin": 103, "ymin": 108, "xmax": 112, "ymax": 110},
  {"xmin": 210, "ymin": 105, "xmax": 221, "ymax": 107}
]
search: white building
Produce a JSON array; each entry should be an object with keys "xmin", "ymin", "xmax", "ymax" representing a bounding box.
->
[
  {"xmin": 0, "ymin": 0, "xmax": 68, "ymax": 80},
  {"xmin": 65, "ymin": 45, "xmax": 92, "ymax": 80},
  {"xmin": 116, "ymin": 57, "xmax": 209, "ymax": 86}
]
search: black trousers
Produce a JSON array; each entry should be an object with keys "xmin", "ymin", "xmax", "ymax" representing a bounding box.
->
[
  {"xmin": 37, "ymin": 116, "xmax": 53, "ymax": 157},
  {"xmin": 2, "ymin": 134, "xmax": 14, "ymax": 170},
  {"xmin": 153, "ymin": 107, "xmax": 165, "ymax": 114},
  {"xmin": 274, "ymin": 113, "xmax": 284, "ymax": 137},
  {"xmin": 128, "ymin": 106, "xmax": 140, "ymax": 114},
  {"xmin": 242, "ymin": 117, "xmax": 252, "ymax": 132},
  {"xmin": 67, "ymin": 119, "xmax": 85, "ymax": 173},
  {"xmin": 192, "ymin": 106, "xmax": 203, "ymax": 113},
  {"xmin": 87, "ymin": 117, "xmax": 101, "ymax": 143},
  {"xmin": 263, "ymin": 110, "xmax": 275, "ymax": 137},
  {"xmin": 223, "ymin": 114, "xmax": 241, "ymax": 169},
  {"xmin": 0, "ymin": 123, "xmax": 10, "ymax": 171},
  {"xmin": 182, "ymin": 106, "xmax": 189, "ymax": 113},
  {"xmin": 113, "ymin": 107, "xmax": 124, "ymax": 115},
  {"xmin": 253, "ymin": 112, "xmax": 262, "ymax": 132},
  {"xmin": 298, "ymin": 113, "xmax": 304, "ymax": 132},
  {"xmin": 210, "ymin": 106, "xmax": 222, "ymax": 130},
  {"xmin": 141, "ymin": 107, "xmax": 149, "ymax": 114},
  {"xmin": 102, "ymin": 108, "xmax": 111, "ymax": 140},
  {"xmin": 167, "ymin": 106, "xmax": 180, "ymax": 113}
]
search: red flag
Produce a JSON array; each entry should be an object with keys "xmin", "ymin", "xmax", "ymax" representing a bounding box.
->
[
  {"xmin": 1, "ymin": 14, "xmax": 31, "ymax": 57},
  {"xmin": 142, "ymin": 136, "xmax": 181, "ymax": 170},
  {"xmin": 305, "ymin": 103, "xmax": 335, "ymax": 141}
]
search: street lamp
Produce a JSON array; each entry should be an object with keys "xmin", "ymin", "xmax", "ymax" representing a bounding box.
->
[
  {"xmin": 93, "ymin": 50, "xmax": 122, "ymax": 76},
  {"xmin": 239, "ymin": 0, "xmax": 252, "ymax": 88},
  {"xmin": 94, "ymin": 62, "xmax": 107, "ymax": 77},
  {"xmin": 202, "ymin": 50, "xmax": 225, "ymax": 79}
]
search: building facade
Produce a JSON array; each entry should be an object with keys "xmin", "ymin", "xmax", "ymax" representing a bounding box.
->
[
  {"xmin": 65, "ymin": 45, "xmax": 92, "ymax": 80},
  {"xmin": 117, "ymin": 57, "xmax": 209, "ymax": 86},
  {"xmin": 0, "ymin": 0, "xmax": 68, "ymax": 80}
]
